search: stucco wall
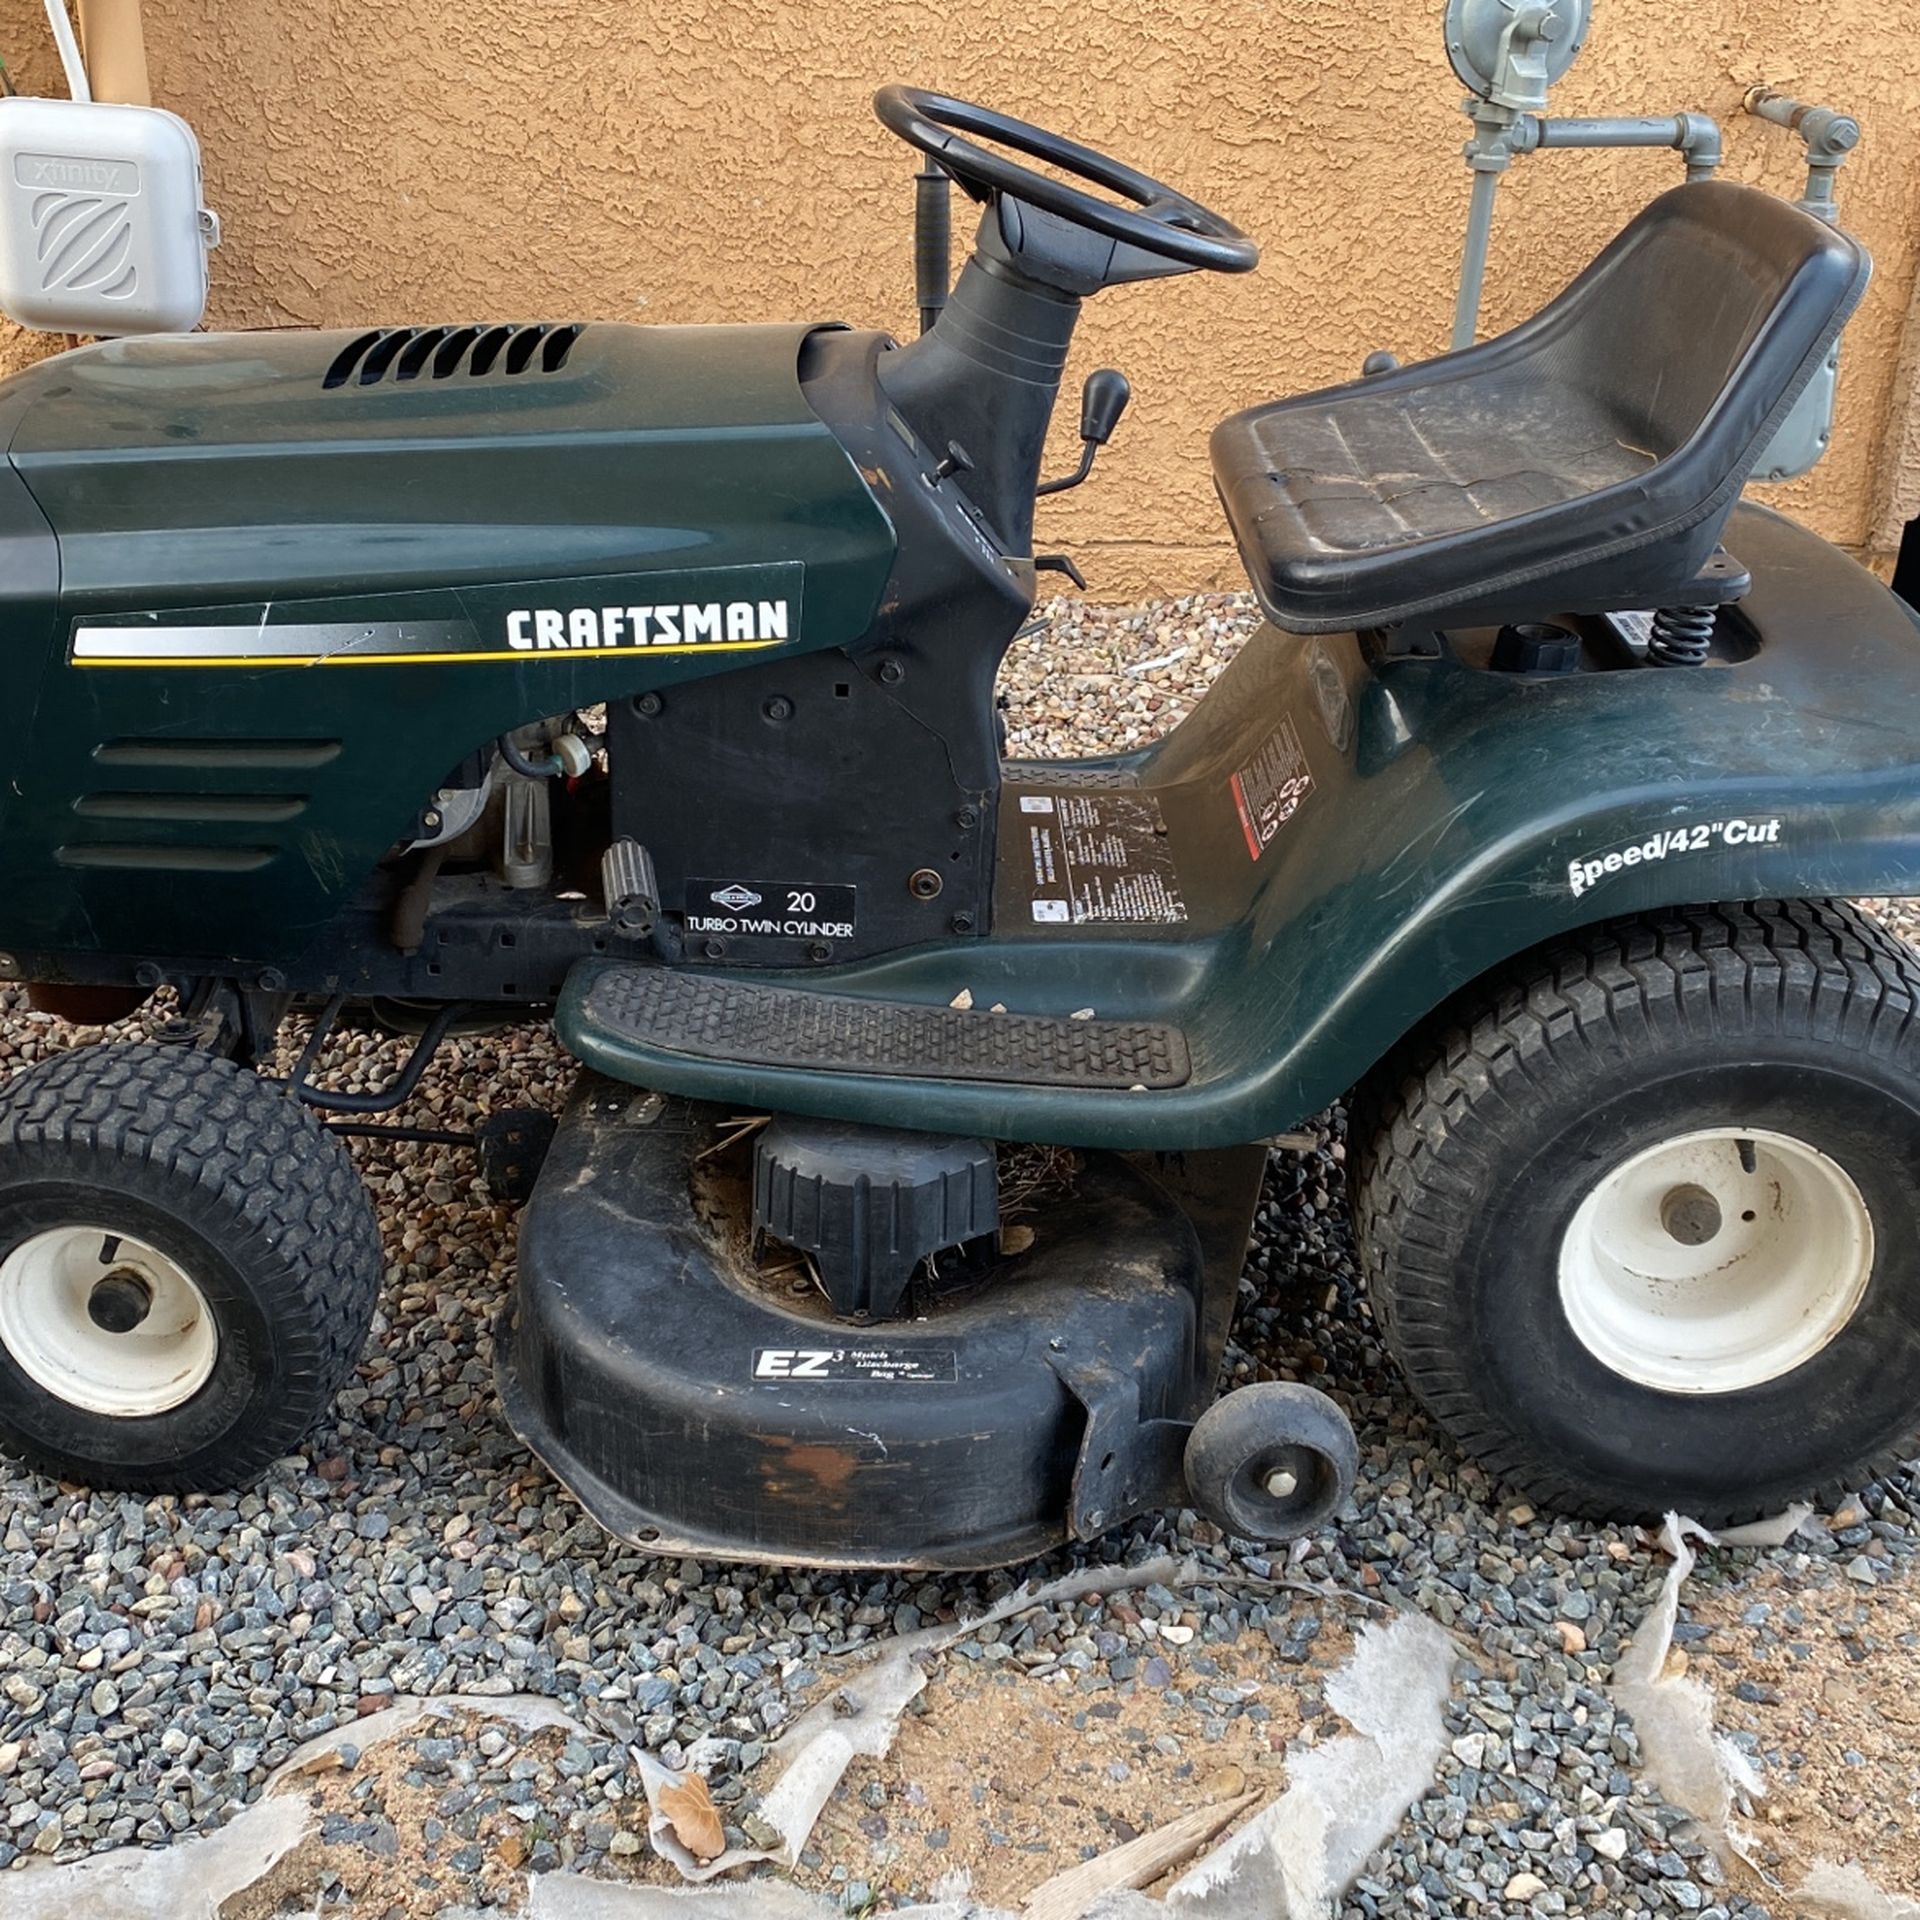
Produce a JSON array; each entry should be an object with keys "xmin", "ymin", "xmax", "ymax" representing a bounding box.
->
[{"xmin": 2, "ymin": 0, "xmax": 1916, "ymax": 596}]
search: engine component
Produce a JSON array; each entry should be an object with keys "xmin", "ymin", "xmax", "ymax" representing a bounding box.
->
[
  {"xmin": 752, "ymin": 1115, "xmax": 997, "ymax": 1321},
  {"xmin": 500, "ymin": 776, "xmax": 552, "ymax": 890},
  {"xmin": 600, "ymin": 839, "xmax": 659, "ymax": 940},
  {"xmin": 495, "ymin": 724, "xmax": 581, "ymax": 890},
  {"xmin": 499, "ymin": 730, "xmax": 592, "ymax": 781},
  {"xmin": 408, "ymin": 761, "xmax": 496, "ymax": 852}
]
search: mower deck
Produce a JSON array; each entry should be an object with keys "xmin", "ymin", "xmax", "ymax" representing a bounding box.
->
[{"xmin": 499, "ymin": 1074, "xmax": 1265, "ymax": 1569}]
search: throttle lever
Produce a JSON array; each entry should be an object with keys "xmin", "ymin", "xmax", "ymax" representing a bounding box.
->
[{"xmin": 1037, "ymin": 369, "xmax": 1132, "ymax": 496}]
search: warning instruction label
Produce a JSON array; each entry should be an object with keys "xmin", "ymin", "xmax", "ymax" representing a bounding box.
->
[
  {"xmin": 1015, "ymin": 791, "xmax": 1187, "ymax": 927},
  {"xmin": 1230, "ymin": 718, "xmax": 1314, "ymax": 860}
]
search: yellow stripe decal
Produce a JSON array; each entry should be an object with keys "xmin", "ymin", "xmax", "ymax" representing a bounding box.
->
[{"xmin": 73, "ymin": 641, "xmax": 784, "ymax": 668}]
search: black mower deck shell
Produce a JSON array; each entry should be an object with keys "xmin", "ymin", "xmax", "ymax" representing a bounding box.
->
[{"xmin": 502, "ymin": 1078, "xmax": 1269, "ymax": 1569}]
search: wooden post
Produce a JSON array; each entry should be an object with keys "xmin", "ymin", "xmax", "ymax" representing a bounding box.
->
[{"xmin": 75, "ymin": 0, "xmax": 151, "ymax": 107}]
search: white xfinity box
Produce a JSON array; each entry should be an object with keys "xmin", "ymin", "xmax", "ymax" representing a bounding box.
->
[{"xmin": 0, "ymin": 96, "xmax": 219, "ymax": 335}]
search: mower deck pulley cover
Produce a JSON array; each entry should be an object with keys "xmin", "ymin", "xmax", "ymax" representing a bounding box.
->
[{"xmin": 0, "ymin": 96, "xmax": 219, "ymax": 335}]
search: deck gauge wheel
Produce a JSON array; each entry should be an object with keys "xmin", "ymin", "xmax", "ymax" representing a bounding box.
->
[{"xmin": 1183, "ymin": 1381, "xmax": 1359, "ymax": 1542}]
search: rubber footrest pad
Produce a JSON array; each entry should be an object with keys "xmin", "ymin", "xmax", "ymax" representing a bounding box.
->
[{"xmin": 583, "ymin": 967, "xmax": 1191, "ymax": 1090}]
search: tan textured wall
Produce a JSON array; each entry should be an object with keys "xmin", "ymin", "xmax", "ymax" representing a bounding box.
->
[{"xmin": 2, "ymin": 0, "xmax": 1917, "ymax": 595}]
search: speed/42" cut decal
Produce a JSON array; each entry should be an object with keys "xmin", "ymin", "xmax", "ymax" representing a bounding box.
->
[{"xmin": 1566, "ymin": 818, "xmax": 1783, "ymax": 899}]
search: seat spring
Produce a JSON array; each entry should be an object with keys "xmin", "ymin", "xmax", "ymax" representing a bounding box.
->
[{"xmin": 1648, "ymin": 604, "xmax": 1717, "ymax": 668}]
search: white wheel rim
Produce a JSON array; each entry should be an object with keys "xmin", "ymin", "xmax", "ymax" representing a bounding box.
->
[
  {"xmin": 1557, "ymin": 1127, "xmax": 1874, "ymax": 1395},
  {"xmin": 0, "ymin": 1226, "xmax": 219, "ymax": 1417}
]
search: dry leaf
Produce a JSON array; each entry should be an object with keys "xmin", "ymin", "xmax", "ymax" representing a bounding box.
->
[
  {"xmin": 1000, "ymin": 1224, "xmax": 1036, "ymax": 1255},
  {"xmin": 657, "ymin": 1773, "xmax": 727, "ymax": 1861}
]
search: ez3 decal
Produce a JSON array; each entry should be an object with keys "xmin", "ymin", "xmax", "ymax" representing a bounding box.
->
[{"xmin": 1566, "ymin": 818, "xmax": 1783, "ymax": 899}]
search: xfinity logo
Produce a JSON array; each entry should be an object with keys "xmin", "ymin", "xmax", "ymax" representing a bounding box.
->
[
  {"xmin": 505, "ymin": 599, "xmax": 791, "ymax": 652},
  {"xmin": 14, "ymin": 153, "xmax": 139, "ymax": 195},
  {"xmin": 710, "ymin": 885, "xmax": 761, "ymax": 911}
]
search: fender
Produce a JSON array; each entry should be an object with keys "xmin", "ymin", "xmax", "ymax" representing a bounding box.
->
[{"xmin": 562, "ymin": 503, "xmax": 1920, "ymax": 1148}]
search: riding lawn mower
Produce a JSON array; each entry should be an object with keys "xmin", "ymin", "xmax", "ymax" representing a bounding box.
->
[{"xmin": 0, "ymin": 53, "xmax": 1915, "ymax": 1571}]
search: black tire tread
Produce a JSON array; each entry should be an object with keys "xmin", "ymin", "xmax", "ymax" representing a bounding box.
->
[
  {"xmin": 0, "ymin": 1045, "xmax": 383, "ymax": 1490},
  {"xmin": 1352, "ymin": 899, "xmax": 1920, "ymax": 1527}
]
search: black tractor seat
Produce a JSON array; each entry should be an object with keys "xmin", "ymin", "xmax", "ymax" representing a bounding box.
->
[{"xmin": 1211, "ymin": 181, "xmax": 1870, "ymax": 635}]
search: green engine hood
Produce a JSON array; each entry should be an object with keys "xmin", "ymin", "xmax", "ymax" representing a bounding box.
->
[
  {"xmin": 0, "ymin": 321, "xmax": 894, "ymax": 619},
  {"xmin": 0, "ymin": 322, "xmax": 898, "ymax": 963}
]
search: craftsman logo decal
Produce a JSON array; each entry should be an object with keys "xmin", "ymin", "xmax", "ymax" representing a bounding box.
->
[
  {"xmin": 686, "ymin": 878, "xmax": 856, "ymax": 944},
  {"xmin": 505, "ymin": 600, "xmax": 789, "ymax": 652},
  {"xmin": 1231, "ymin": 717, "xmax": 1315, "ymax": 860},
  {"xmin": 1566, "ymin": 819, "xmax": 1783, "ymax": 899},
  {"xmin": 66, "ymin": 563, "xmax": 804, "ymax": 668},
  {"xmin": 753, "ymin": 1347, "xmax": 958, "ymax": 1384}
]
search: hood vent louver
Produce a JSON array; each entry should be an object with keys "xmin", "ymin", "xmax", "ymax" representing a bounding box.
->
[{"xmin": 322, "ymin": 323, "xmax": 586, "ymax": 390}]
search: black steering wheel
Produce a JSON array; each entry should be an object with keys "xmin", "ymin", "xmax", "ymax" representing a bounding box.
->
[{"xmin": 873, "ymin": 85, "xmax": 1258, "ymax": 276}]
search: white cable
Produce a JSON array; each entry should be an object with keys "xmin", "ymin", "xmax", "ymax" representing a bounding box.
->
[{"xmin": 42, "ymin": 0, "xmax": 91, "ymax": 103}]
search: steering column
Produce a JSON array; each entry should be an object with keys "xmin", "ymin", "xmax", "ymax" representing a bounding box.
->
[{"xmin": 869, "ymin": 86, "xmax": 1257, "ymax": 556}]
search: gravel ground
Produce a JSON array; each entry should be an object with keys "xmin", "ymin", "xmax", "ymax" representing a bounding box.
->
[{"xmin": 0, "ymin": 592, "xmax": 1915, "ymax": 1917}]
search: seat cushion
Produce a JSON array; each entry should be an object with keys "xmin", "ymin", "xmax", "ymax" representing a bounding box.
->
[
  {"xmin": 1233, "ymin": 371, "xmax": 1654, "ymax": 555},
  {"xmin": 1212, "ymin": 182, "xmax": 1870, "ymax": 633}
]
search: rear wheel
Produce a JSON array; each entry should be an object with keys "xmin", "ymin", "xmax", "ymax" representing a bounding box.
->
[
  {"xmin": 0, "ymin": 1046, "xmax": 383, "ymax": 1492},
  {"xmin": 1353, "ymin": 900, "xmax": 1920, "ymax": 1527}
]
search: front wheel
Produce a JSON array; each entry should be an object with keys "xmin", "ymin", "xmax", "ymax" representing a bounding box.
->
[
  {"xmin": 0, "ymin": 1046, "xmax": 383, "ymax": 1492},
  {"xmin": 1353, "ymin": 900, "xmax": 1920, "ymax": 1528}
]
